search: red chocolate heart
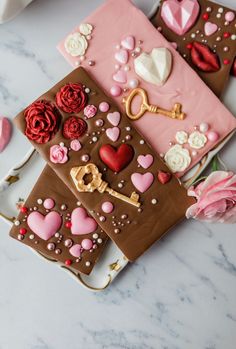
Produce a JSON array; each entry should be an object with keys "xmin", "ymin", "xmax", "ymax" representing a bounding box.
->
[
  {"xmin": 157, "ymin": 170, "xmax": 172, "ymax": 184},
  {"xmin": 99, "ymin": 144, "xmax": 134, "ymax": 172},
  {"xmin": 190, "ymin": 42, "xmax": 220, "ymax": 72}
]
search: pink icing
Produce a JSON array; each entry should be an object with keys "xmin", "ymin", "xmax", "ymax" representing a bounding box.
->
[
  {"xmin": 101, "ymin": 201, "xmax": 114, "ymax": 213},
  {"xmin": 43, "ymin": 198, "xmax": 55, "ymax": 210},
  {"xmin": 99, "ymin": 102, "xmax": 110, "ymax": 112},
  {"xmin": 50, "ymin": 144, "xmax": 68, "ymax": 164},
  {"xmin": 115, "ymin": 49, "xmax": 129, "ymax": 64},
  {"xmin": 106, "ymin": 126, "xmax": 120, "ymax": 142},
  {"xmin": 81, "ymin": 238, "xmax": 93, "ymax": 250},
  {"xmin": 69, "ymin": 244, "xmax": 82, "ymax": 257},
  {"xmin": 107, "ymin": 111, "xmax": 121, "ymax": 126},
  {"xmin": 137, "ymin": 154, "xmax": 154, "ymax": 169},
  {"xmin": 27, "ymin": 211, "xmax": 62, "ymax": 240},
  {"xmin": 121, "ymin": 36, "xmax": 135, "ymax": 51},
  {"xmin": 71, "ymin": 207, "xmax": 98, "ymax": 235},
  {"xmin": 84, "ymin": 104, "xmax": 97, "ymax": 118},
  {"xmin": 57, "ymin": 0, "xmax": 236, "ymax": 176},
  {"xmin": 131, "ymin": 172, "xmax": 154, "ymax": 193},
  {"xmin": 70, "ymin": 139, "xmax": 82, "ymax": 151}
]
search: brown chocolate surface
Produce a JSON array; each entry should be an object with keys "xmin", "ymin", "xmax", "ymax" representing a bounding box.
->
[
  {"xmin": 14, "ymin": 67, "xmax": 195, "ymax": 261},
  {"xmin": 9, "ymin": 165, "xmax": 108, "ymax": 275},
  {"xmin": 151, "ymin": 0, "xmax": 236, "ymax": 97}
]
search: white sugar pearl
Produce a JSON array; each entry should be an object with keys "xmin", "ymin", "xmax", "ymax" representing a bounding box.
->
[
  {"xmin": 93, "ymin": 233, "xmax": 98, "ymax": 239},
  {"xmin": 14, "ymin": 220, "xmax": 20, "ymax": 226},
  {"xmin": 85, "ymin": 261, "xmax": 91, "ymax": 267},
  {"xmin": 97, "ymin": 238, "xmax": 103, "ymax": 244},
  {"xmin": 129, "ymin": 79, "xmax": 139, "ymax": 89},
  {"xmin": 37, "ymin": 199, "xmax": 43, "ymax": 205},
  {"xmin": 218, "ymin": 7, "xmax": 223, "ymax": 13},
  {"xmin": 199, "ymin": 122, "xmax": 209, "ymax": 133}
]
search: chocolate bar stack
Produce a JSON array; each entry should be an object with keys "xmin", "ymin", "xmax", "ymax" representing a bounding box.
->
[{"xmin": 10, "ymin": 0, "xmax": 236, "ymax": 282}]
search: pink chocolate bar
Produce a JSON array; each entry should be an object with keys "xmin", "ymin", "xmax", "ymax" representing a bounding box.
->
[{"xmin": 57, "ymin": 0, "xmax": 236, "ymax": 176}]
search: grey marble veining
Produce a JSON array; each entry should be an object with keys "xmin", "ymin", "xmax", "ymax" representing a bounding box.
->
[{"xmin": 0, "ymin": 0, "xmax": 236, "ymax": 348}]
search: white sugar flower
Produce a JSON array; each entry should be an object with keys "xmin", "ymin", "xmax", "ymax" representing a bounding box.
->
[
  {"xmin": 79, "ymin": 23, "xmax": 93, "ymax": 36},
  {"xmin": 188, "ymin": 131, "xmax": 207, "ymax": 149},
  {"xmin": 164, "ymin": 144, "xmax": 191, "ymax": 173},
  {"xmin": 64, "ymin": 32, "xmax": 88, "ymax": 57},
  {"xmin": 175, "ymin": 130, "xmax": 188, "ymax": 145}
]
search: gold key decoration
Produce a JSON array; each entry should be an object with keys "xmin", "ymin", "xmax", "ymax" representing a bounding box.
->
[
  {"xmin": 123, "ymin": 88, "xmax": 186, "ymax": 121},
  {"xmin": 70, "ymin": 163, "xmax": 141, "ymax": 208}
]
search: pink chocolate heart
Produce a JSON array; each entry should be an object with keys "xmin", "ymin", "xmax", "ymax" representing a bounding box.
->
[
  {"xmin": 69, "ymin": 244, "xmax": 82, "ymax": 258},
  {"xmin": 113, "ymin": 70, "xmax": 127, "ymax": 84},
  {"xmin": 71, "ymin": 207, "xmax": 97, "ymax": 235},
  {"xmin": 137, "ymin": 154, "xmax": 154, "ymax": 169},
  {"xmin": 107, "ymin": 112, "xmax": 121, "ymax": 126},
  {"xmin": 121, "ymin": 36, "xmax": 135, "ymax": 50},
  {"xmin": 131, "ymin": 172, "xmax": 154, "ymax": 193},
  {"xmin": 115, "ymin": 49, "xmax": 128, "ymax": 64},
  {"xmin": 106, "ymin": 127, "xmax": 120, "ymax": 142},
  {"xmin": 27, "ymin": 211, "xmax": 62, "ymax": 241},
  {"xmin": 204, "ymin": 22, "xmax": 218, "ymax": 36},
  {"xmin": 0, "ymin": 117, "xmax": 12, "ymax": 153},
  {"xmin": 161, "ymin": 0, "xmax": 200, "ymax": 36}
]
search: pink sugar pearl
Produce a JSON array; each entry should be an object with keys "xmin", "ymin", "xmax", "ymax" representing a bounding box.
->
[
  {"xmin": 102, "ymin": 201, "xmax": 114, "ymax": 214},
  {"xmin": 110, "ymin": 85, "xmax": 122, "ymax": 97},
  {"xmin": 207, "ymin": 131, "xmax": 219, "ymax": 142},
  {"xmin": 43, "ymin": 198, "xmax": 55, "ymax": 210},
  {"xmin": 81, "ymin": 239, "xmax": 93, "ymax": 250},
  {"xmin": 99, "ymin": 102, "xmax": 110, "ymax": 112}
]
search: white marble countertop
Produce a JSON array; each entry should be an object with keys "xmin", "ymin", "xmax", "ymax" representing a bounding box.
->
[{"xmin": 0, "ymin": 1, "xmax": 236, "ymax": 348}]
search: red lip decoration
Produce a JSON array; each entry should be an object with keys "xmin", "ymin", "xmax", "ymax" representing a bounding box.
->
[
  {"xmin": 99, "ymin": 144, "xmax": 134, "ymax": 172},
  {"xmin": 157, "ymin": 170, "xmax": 172, "ymax": 185},
  {"xmin": 190, "ymin": 42, "xmax": 220, "ymax": 72}
]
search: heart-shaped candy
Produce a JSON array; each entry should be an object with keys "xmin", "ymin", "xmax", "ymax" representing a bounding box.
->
[
  {"xmin": 71, "ymin": 207, "xmax": 97, "ymax": 235},
  {"xmin": 27, "ymin": 211, "xmax": 62, "ymax": 241},
  {"xmin": 115, "ymin": 49, "xmax": 128, "ymax": 64},
  {"xmin": 137, "ymin": 154, "xmax": 154, "ymax": 169},
  {"xmin": 69, "ymin": 244, "xmax": 82, "ymax": 258},
  {"xmin": 161, "ymin": 0, "xmax": 200, "ymax": 36},
  {"xmin": 107, "ymin": 112, "xmax": 121, "ymax": 126},
  {"xmin": 106, "ymin": 127, "xmax": 120, "ymax": 142},
  {"xmin": 113, "ymin": 70, "xmax": 127, "ymax": 84},
  {"xmin": 157, "ymin": 170, "xmax": 172, "ymax": 184},
  {"xmin": 99, "ymin": 144, "xmax": 134, "ymax": 172},
  {"xmin": 134, "ymin": 48, "xmax": 172, "ymax": 86},
  {"xmin": 121, "ymin": 36, "xmax": 135, "ymax": 50},
  {"xmin": 131, "ymin": 172, "xmax": 154, "ymax": 193},
  {"xmin": 0, "ymin": 117, "xmax": 12, "ymax": 153},
  {"xmin": 204, "ymin": 22, "xmax": 218, "ymax": 36}
]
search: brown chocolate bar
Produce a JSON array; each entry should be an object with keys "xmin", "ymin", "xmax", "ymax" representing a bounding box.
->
[
  {"xmin": 9, "ymin": 165, "xmax": 108, "ymax": 274},
  {"xmin": 14, "ymin": 67, "xmax": 194, "ymax": 261},
  {"xmin": 151, "ymin": 0, "xmax": 236, "ymax": 97}
]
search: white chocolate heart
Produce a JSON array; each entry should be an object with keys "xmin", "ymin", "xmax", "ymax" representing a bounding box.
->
[{"xmin": 134, "ymin": 48, "xmax": 172, "ymax": 86}]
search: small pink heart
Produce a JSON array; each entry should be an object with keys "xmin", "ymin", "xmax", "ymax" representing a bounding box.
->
[
  {"xmin": 106, "ymin": 127, "xmax": 120, "ymax": 142},
  {"xmin": 71, "ymin": 207, "xmax": 97, "ymax": 235},
  {"xmin": 115, "ymin": 49, "xmax": 128, "ymax": 64},
  {"xmin": 0, "ymin": 117, "xmax": 12, "ymax": 153},
  {"xmin": 107, "ymin": 112, "xmax": 121, "ymax": 126},
  {"xmin": 204, "ymin": 22, "xmax": 218, "ymax": 36},
  {"xmin": 121, "ymin": 36, "xmax": 135, "ymax": 51},
  {"xmin": 113, "ymin": 70, "xmax": 127, "ymax": 84},
  {"xmin": 131, "ymin": 172, "xmax": 154, "ymax": 193},
  {"xmin": 27, "ymin": 211, "xmax": 62, "ymax": 241},
  {"xmin": 161, "ymin": 0, "xmax": 200, "ymax": 36},
  {"xmin": 137, "ymin": 154, "xmax": 154, "ymax": 169},
  {"xmin": 69, "ymin": 244, "xmax": 82, "ymax": 258}
]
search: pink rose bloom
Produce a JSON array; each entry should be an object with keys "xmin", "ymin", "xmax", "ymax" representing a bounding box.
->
[
  {"xmin": 84, "ymin": 104, "xmax": 97, "ymax": 118},
  {"xmin": 186, "ymin": 171, "xmax": 236, "ymax": 224},
  {"xmin": 50, "ymin": 144, "xmax": 68, "ymax": 164}
]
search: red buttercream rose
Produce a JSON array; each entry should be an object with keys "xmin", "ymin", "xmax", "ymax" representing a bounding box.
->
[
  {"xmin": 63, "ymin": 116, "xmax": 87, "ymax": 139},
  {"xmin": 24, "ymin": 100, "xmax": 60, "ymax": 144},
  {"xmin": 56, "ymin": 83, "xmax": 88, "ymax": 113}
]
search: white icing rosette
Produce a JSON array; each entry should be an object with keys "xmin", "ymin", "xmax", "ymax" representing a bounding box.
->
[
  {"xmin": 79, "ymin": 23, "xmax": 93, "ymax": 36},
  {"xmin": 175, "ymin": 130, "xmax": 188, "ymax": 145},
  {"xmin": 164, "ymin": 144, "xmax": 191, "ymax": 173},
  {"xmin": 188, "ymin": 131, "xmax": 207, "ymax": 149},
  {"xmin": 64, "ymin": 32, "xmax": 88, "ymax": 57}
]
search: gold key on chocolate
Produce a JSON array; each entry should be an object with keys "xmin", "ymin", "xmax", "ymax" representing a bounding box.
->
[
  {"xmin": 70, "ymin": 163, "xmax": 141, "ymax": 208},
  {"xmin": 123, "ymin": 88, "xmax": 186, "ymax": 121}
]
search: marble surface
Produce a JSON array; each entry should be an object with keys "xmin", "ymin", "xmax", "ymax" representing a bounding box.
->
[{"xmin": 0, "ymin": 0, "xmax": 236, "ymax": 348}]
